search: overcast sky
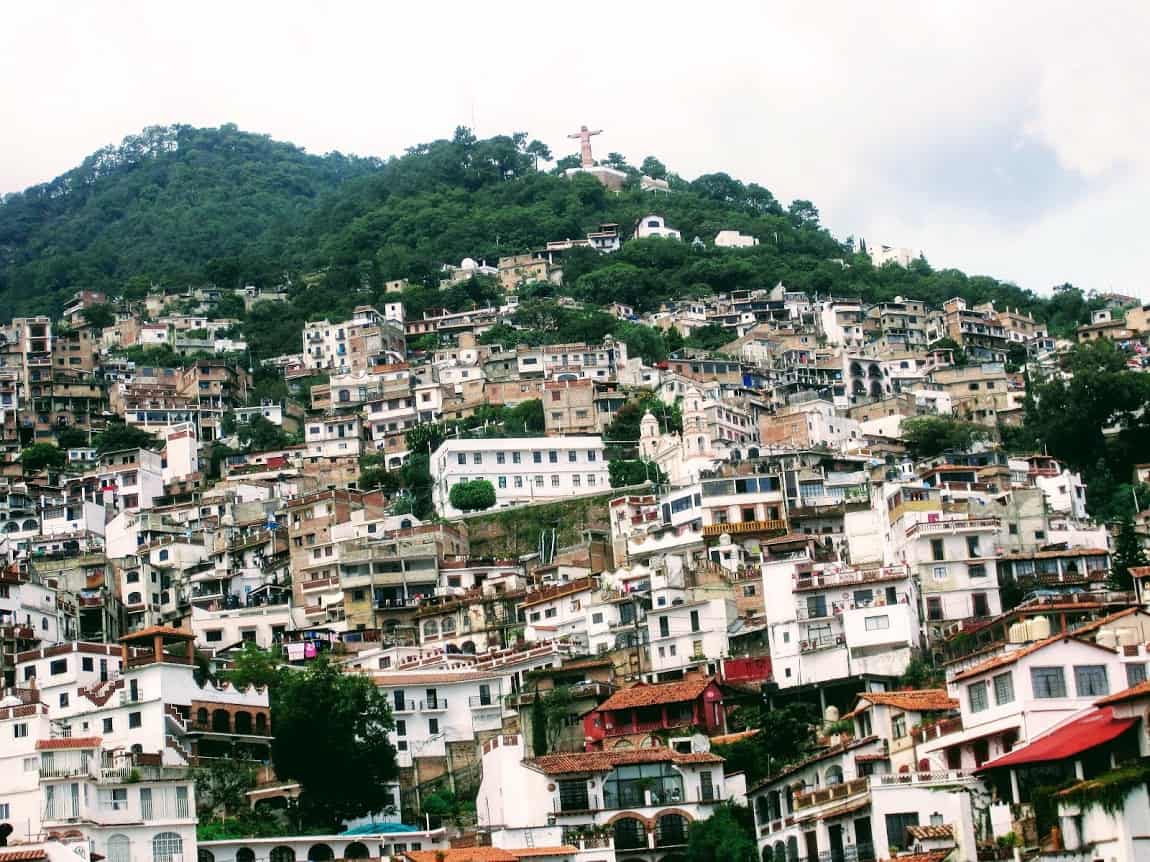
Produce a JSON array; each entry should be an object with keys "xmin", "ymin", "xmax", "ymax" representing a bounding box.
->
[{"xmin": 3, "ymin": 1, "xmax": 1148, "ymax": 297}]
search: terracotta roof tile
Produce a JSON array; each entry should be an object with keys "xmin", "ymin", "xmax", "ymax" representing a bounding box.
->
[
  {"xmin": 907, "ymin": 824, "xmax": 954, "ymax": 840},
  {"xmin": 952, "ymin": 634, "xmax": 1115, "ymax": 682},
  {"xmin": 528, "ymin": 747, "xmax": 723, "ymax": 775},
  {"xmin": 370, "ymin": 671, "xmax": 504, "ymax": 686},
  {"xmin": 0, "ymin": 852, "xmax": 49, "ymax": 862},
  {"xmin": 36, "ymin": 736, "xmax": 102, "ymax": 750},
  {"xmin": 405, "ymin": 850, "xmax": 516, "ymax": 862},
  {"xmin": 597, "ymin": 677, "xmax": 713, "ymax": 711},
  {"xmin": 884, "ymin": 853, "xmax": 949, "ymax": 862},
  {"xmin": 854, "ymin": 689, "xmax": 957, "ymax": 713},
  {"xmin": 1096, "ymin": 678, "xmax": 1150, "ymax": 706},
  {"xmin": 507, "ymin": 849, "xmax": 580, "ymax": 858},
  {"xmin": 118, "ymin": 625, "xmax": 195, "ymax": 642}
]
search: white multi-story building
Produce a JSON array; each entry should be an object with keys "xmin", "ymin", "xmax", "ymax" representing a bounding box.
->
[
  {"xmin": 1, "ymin": 629, "xmax": 271, "ymax": 862},
  {"xmin": 645, "ymin": 596, "xmax": 736, "ymax": 679},
  {"xmin": 430, "ymin": 437, "xmax": 610, "ymax": 518},
  {"xmin": 304, "ymin": 414, "xmax": 363, "ymax": 459}
]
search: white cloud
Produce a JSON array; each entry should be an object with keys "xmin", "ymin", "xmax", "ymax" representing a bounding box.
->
[{"xmin": 1, "ymin": 0, "xmax": 1147, "ymax": 296}]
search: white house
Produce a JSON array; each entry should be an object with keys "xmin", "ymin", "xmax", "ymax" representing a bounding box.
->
[
  {"xmin": 634, "ymin": 215, "xmax": 681, "ymax": 242},
  {"xmin": 714, "ymin": 230, "xmax": 758, "ymax": 248},
  {"xmin": 430, "ymin": 437, "xmax": 610, "ymax": 518}
]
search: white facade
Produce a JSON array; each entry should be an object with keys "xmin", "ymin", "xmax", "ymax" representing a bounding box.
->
[
  {"xmin": 634, "ymin": 215, "xmax": 681, "ymax": 241},
  {"xmin": 304, "ymin": 415, "xmax": 363, "ymax": 458},
  {"xmin": 430, "ymin": 437, "xmax": 610, "ymax": 518},
  {"xmin": 714, "ymin": 230, "xmax": 758, "ymax": 248}
]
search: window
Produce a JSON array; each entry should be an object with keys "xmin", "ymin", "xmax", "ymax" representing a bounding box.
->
[
  {"xmin": 588, "ymin": 451, "xmax": 597, "ymax": 462},
  {"xmin": 588, "ymin": 474, "xmax": 596, "ymax": 486},
  {"xmin": 457, "ymin": 453, "xmax": 466, "ymax": 465},
  {"xmin": 533, "ymin": 452, "xmax": 542, "ymax": 464},
  {"xmin": 932, "ymin": 565, "xmax": 947, "ymax": 582},
  {"xmin": 972, "ymin": 592, "xmax": 990, "ymax": 618},
  {"xmin": 572, "ymin": 475, "xmax": 581, "ymax": 488},
  {"xmin": 864, "ymin": 615, "xmax": 890, "ymax": 631},
  {"xmin": 59, "ymin": 692, "xmax": 69, "ymax": 707},
  {"xmin": 1127, "ymin": 663, "xmax": 1147, "ymax": 687},
  {"xmin": 1074, "ymin": 665, "xmax": 1109, "ymax": 697},
  {"xmin": 891, "ymin": 713, "xmax": 907, "ymax": 738},
  {"xmin": 50, "ymin": 658, "xmax": 68, "ymax": 675},
  {"xmin": 512, "ymin": 452, "xmax": 522, "ymax": 464},
  {"xmin": 107, "ymin": 836, "xmax": 131, "ymax": 862},
  {"xmin": 659, "ymin": 617, "xmax": 670, "ymax": 637},
  {"xmin": 558, "ymin": 779, "xmax": 590, "ymax": 811},
  {"xmin": 14, "ymin": 723, "xmax": 28, "ymax": 738},
  {"xmin": 534, "ymin": 476, "xmax": 544, "ymax": 487},
  {"xmin": 103, "ymin": 717, "xmax": 114, "ymax": 733},
  {"xmin": 592, "ymin": 612, "xmax": 603, "ymax": 624},
  {"xmin": 885, "ymin": 813, "xmax": 920, "ymax": 852},
  {"xmin": 428, "ymin": 718, "xmax": 439, "ymax": 734},
  {"xmin": 969, "ymin": 563, "xmax": 987, "ymax": 579},
  {"xmin": 551, "ymin": 475, "xmax": 560, "ymax": 487},
  {"xmin": 514, "ymin": 476, "xmax": 523, "ymax": 488},
  {"xmin": 690, "ymin": 610, "xmax": 700, "ymax": 632},
  {"xmin": 206, "ymin": 630, "xmax": 223, "ymax": 643},
  {"xmin": 1031, "ymin": 666, "xmax": 1067, "ymax": 698},
  {"xmin": 931, "ymin": 538, "xmax": 945, "ymax": 561},
  {"xmin": 129, "ymin": 711, "xmax": 142, "ymax": 728},
  {"xmin": 549, "ymin": 450, "xmax": 558, "ymax": 463},
  {"xmin": 82, "ymin": 657, "xmax": 94, "ymax": 672},
  {"xmin": 993, "ymin": 672, "xmax": 1015, "ymax": 705},
  {"xmin": 967, "ymin": 681, "xmax": 989, "ymax": 713},
  {"xmin": 395, "ymin": 720, "xmax": 406, "ymax": 736},
  {"xmin": 568, "ymin": 451, "xmax": 577, "ymax": 462},
  {"xmin": 544, "ymin": 607, "xmax": 557, "ymax": 619}
]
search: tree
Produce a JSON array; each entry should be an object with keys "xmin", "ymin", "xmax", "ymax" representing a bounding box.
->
[
  {"xmin": 195, "ymin": 758, "xmax": 257, "ymax": 819},
  {"xmin": 506, "ymin": 399, "xmax": 545, "ymax": 433},
  {"xmin": 449, "ymin": 479, "xmax": 497, "ymax": 513},
  {"xmin": 900, "ymin": 416, "xmax": 985, "ymax": 460},
  {"xmin": 539, "ymin": 686, "xmax": 574, "ymax": 751},
  {"xmin": 604, "ymin": 152, "xmax": 629, "ymax": 171},
  {"xmin": 237, "ymin": 415, "xmax": 291, "ymax": 452},
  {"xmin": 220, "ymin": 643, "xmax": 282, "ymax": 690},
  {"xmin": 525, "ymin": 140, "xmax": 552, "ymax": 170},
  {"xmin": 530, "ymin": 690, "xmax": 549, "ymax": 756},
  {"xmin": 94, "ymin": 422, "xmax": 160, "ymax": 454},
  {"xmin": 271, "ymin": 657, "xmax": 398, "ymax": 828},
  {"xmin": 1111, "ymin": 514, "xmax": 1147, "ymax": 591},
  {"xmin": 712, "ymin": 703, "xmax": 819, "ymax": 785},
  {"xmin": 609, "ymin": 459, "xmax": 666, "ymax": 488},
  {"xmin": 640, "ymin": 156, "xmax": 667, "ymax": 179},
  {"xmin": 19, "ymin": 443, "xmax": 66, "ymax": 472},
  {"xmin": 686, "ymin": 804, "xmax": 757, "ymax": 862},
  {"xmin": 54, "ymin": 426, "xmax": 89, "ymax": 449},
  {"xmin": 685, "ymin": 324, "xmax": 734, "ymax": 353},
  {"xmin": 80, "ymin": 303, "xmax": 116, "ymax": 329}
]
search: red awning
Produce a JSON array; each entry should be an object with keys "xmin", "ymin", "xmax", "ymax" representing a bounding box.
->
[{"xmin": 979, "ymin": 707, "xmax": 1136, "ymax": 770}]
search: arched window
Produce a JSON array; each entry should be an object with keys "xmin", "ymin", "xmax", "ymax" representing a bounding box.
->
[
  {"xmin": 198, "ymin": 851, "xmax": 215, "ymax": 862},
  {"xmin": 107, "ymin": 835, "xmax": 131, "ymax": 862},
  {"xmin": 344, "ymin": 842, "xmax": 369, "ymax": 860},
  {"xmin": 461, "ymin": 641, "xmax": 476, "ymax": 654},
  {"xmin": 212, "ymin": 709, "xmax": 231, "ymax": 732},
  {"xmin": 152, "ymin": 832, "xmax": 183, "ymax": 862},
  {"xmin": 654, "ymin": 814, "xmax": 688, "ymax": 847},
  {"xmin": 423, "ymin": 620, "xmax": 438, "ymax": 638},
  {"xmin": 236, "ymin": 848, "xmax": 255, "ymax": 862},
  {"xmin": 234, "ymin": 711, "xmax": 252, "ymax": 734},
  {"xmin": 773, "ymin": 842, "xmax": 786, "ymax": 862},
  {"xmin": 307, "ymin": 845, "xmax": 334, "ymax": 862},
  {"xmin": 613, "ymin": 818, "xmax": 646, "ymax": 851},
  {"xmin": 786, "ymin": 837, "xmax": 799, "ymax": 862},
  {"xmin": 754, "ymin": 795, "xmax": 769, "ymax": 826},
  {"xmin": 440, "ymin": 617, "xmax": 456, "ymax": 634},
  {"xmin": 760, "ymin": 846, "xmax": 773, "ymax": 862},
  {"xmin": 255, "ymin": 713, "xmax": 268, "ymax": 734},
  {"xmin": 22, "ymin": 519, "xmax": 37, "ymax": 531},
  {"xmin": 128, "ymin": 592, "xmax": 142, "ymax": 605},
  {"xmin": 270, "ymin": 847, "xmax": 296, "ymax": 862},
  {"xmin": 824, "ymin": 765, "xmax": 844, "ymax": 786},
  {"xmin": 196, "ymin": 707, "xmax": 209, "ymax": 725}
]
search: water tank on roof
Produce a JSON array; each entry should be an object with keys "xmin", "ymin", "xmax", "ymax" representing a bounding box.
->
[
  {"xmin": 1030, "ymin": 616, "xmax": 1051, "ymax": 641},
  {"xmin": 1097, "ymin": 629, "xmax": 1118, "ymax": 650},
  {"xmin": 1008, "ymin": 622, "xmax": 1027, "ymax": 644}
]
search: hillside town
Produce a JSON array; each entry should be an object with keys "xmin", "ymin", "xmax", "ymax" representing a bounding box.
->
[{"xmin": 4, "ymin": 164, "xmax": 1150, "ymax": 862}]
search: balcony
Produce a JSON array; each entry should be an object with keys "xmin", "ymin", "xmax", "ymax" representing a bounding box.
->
[
  {"xmin": 911, "ymin": 716, "xmax": 963, "ymax": 743},
  {"xmin": 300, "ymin": 575, "xmax": 338, "ymax": 592},
  {"xmin": 703, "ymin": 518, "xmax": 787, "ymax": 537},
  {"xmin": 392, "ymin": 701, "xmax": 414, "ymax": 714},
  {"xmin": 799, "ymin": 634, "xmax": 843, "ymax": 654},
  {"xmin": 905, "ymin": 517, "xmax": 1000, "ymax": 538},
  {"xmin": 792, "ymin": 777, "xmax": 869, "ymax": 811},
  {"xmin": 794, "ymin": 565, "xmax": 908, "ymax": 591},
  {"xmin": 468, "ymin": 695, "xmax": 500, "ymax": 710},
  {"xmin": 420, "ymin": 699, "xmax": 448, "ymax": 711}
]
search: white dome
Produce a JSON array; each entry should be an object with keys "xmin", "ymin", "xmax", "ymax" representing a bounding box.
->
[{"xmin": 461, "ymin": 257, "xmax": 478, "ymax": 270}]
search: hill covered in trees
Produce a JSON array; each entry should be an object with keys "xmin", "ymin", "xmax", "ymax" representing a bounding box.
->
[{"xmin": 0, "ymin": 124, "xmax": 1103, "ymax": 340}]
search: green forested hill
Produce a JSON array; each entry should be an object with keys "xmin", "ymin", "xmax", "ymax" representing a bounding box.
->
[
  {"xmin": 0, "ymin": 124, "xmax": 1101, "ymax": 338},
  {"xmin": 0, "ymin": 124, "xmax": 378, "ymax": 317}
]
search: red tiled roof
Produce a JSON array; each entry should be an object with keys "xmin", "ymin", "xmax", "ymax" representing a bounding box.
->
[
  {"xmin": 597, "ymin": 676, "xmax": 713, "ymax": 711},
  {"xmin": 854, "ymin": 689, "xmax": 957, "ymax": 713},
  {"xmin": 528, "ymin": 747, "xmax": 723, "ymax": 775},
  {"xmin": 882, "ymin": 853, "xmax": 949, "ymax": 862},
  {"xmin": 507, "ymin": 849, "xmax": 580, "ymax": 858},
  {"xmin": 0, "ymin": 852, "xmax": 49, "ymax": 862},
  {"xmin": 709, "ymin": 728, "xmax": 759, "ymax": 745},
  {"xmin": 119, "ymin": 625, "xmax": 195, "ymax": 642},
  {"xmin": 952, "ymin": 635, "xmax": 1115, "ymax": 682},
  {"xmin": 979, "ymin": 707, "xmax": 1136, "ymax": 770},
  {"xmin": 1096, "ymin": 679, "xmax": 1150, "ymax": 706},
  {"xmin": 36, "ymin": 736, "xmax": 102, "ymax": 750},
  {"xmin": 405, "ymin": 850, "xmax": 516, "ymax": 862},
  {"xmin": 907, "ymin": 824, "xmax": 954, "ymax": 840},
  {"xmin": 370, "ymin": 671, "xmax": 503, "ymax": 686}
]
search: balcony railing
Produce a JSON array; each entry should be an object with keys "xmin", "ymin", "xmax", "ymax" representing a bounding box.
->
[
  {"xmin": 911, "ymin": 716, "xmax": 963, "ymax": 743},
  {"xmin": 420, "ymin": 699, "xmax": 447, "ymax": 711},
  {"xmin": 793, "ymin": 777, "xmax": 869, "ymax": 810},
  {"xmin": 905, "ymin": 517, "xmax": 1000, "ymax": 538},
  {"xmin": 799, "ymin": 634, "xmax": 843, "ymax": 653},
  {"xmin": 703, "ymin": 519, "xmax": 787, "ymax": 537},
  {"xmin": 794, "ymin": 566, "xmax": 908, "ymax": 591},
  {"xmin": 468, "ymin": 695, "xmax": 499, "ymax": 710}
]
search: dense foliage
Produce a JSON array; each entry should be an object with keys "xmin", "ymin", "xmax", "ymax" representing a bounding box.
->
[
  {"xmin": 449, "ymin": 478, "xmax": 497, "ymax": 512},
  {"xmin": 711, "ymin": 702, "xmax": 821, "ymax": 786},
  {"xmin": 0, "ymin": 123, "xmax": 1112, "ymax": 354},
  {"xmin": 686, "ymin": 804, "xmax": 758, "ymax": 862}
]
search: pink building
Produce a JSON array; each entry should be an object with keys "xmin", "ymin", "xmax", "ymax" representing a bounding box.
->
[{"xmin": 583, "ymin": 677, "xmax": 725, "ymax": 750}]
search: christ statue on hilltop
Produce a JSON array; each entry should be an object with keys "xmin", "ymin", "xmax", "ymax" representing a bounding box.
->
[{"xmin": 568, "ymin": 125, "xmax": 602, "ymax": 168}]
